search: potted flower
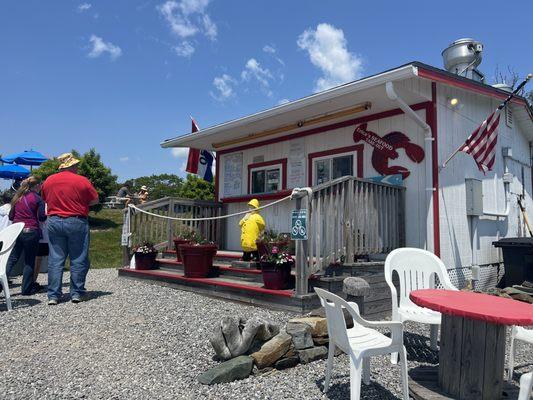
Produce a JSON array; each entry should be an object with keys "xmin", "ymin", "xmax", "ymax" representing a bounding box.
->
[
  {"xmin": 260, "ymin": 243, "xmax": 294, "ymax": 290},
  {"xmin": 256, "ymin": 229, "xmax": 291, "ymax": 257},
  {"xmin": 324, "ymin": 255, "xmax": 346, "ymax": 277},
  {"xmin": 134, "ymin": 242, "xmax": 158, "ymax": 270},
  {"xmin": 173, "ymin": 228, "xmax": 196, "ymax": 262},
  {"xmin": 178, "ymin": 231, "xmax": 218, "ymax": 278}
]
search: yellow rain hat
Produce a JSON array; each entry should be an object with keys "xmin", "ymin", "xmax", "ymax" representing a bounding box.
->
[
  {"xmin": 57, "ymin": 153, "xmax": 80, "ymax": 170},
  {"xmin": 247, "ymin": 198, "xmax": 259, "ymax": 209}
]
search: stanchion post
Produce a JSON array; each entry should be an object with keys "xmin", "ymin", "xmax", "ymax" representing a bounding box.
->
[
  {"xmin": 121, "ymin": 207, "xmax": 131, "ymax": 267},
  {"xmin": 294, "ymin": 192, "xmax": 309, "ymax": 296}
]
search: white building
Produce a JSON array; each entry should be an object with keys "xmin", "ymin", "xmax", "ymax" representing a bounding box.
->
[{"xmin": 162, "ymin": 40, "xmax": 532, "ymax": 288}]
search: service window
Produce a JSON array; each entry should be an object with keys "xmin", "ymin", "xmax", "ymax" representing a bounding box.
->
[
  {"xmin": 251, "ymin": 166, "xmax": 281, "ymax": 194},
  {"xmin": 314, "ymin": 154, "xmax": 353, "ymax": 185}
]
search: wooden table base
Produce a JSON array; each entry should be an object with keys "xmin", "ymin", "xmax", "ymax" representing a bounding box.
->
[{"xmin": 439, "ymin": 314, "xmax": 506, "ymax": 399}]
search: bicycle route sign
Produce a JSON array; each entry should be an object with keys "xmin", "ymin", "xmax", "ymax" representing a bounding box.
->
[{"xmin": 291, "ymin": 209, "xmax": 308, "ymax": 240}]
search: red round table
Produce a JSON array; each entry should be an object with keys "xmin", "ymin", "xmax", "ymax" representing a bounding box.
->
[{"xmin": 410, "ymin": 289, "xmax": 533, "ymax": 400}]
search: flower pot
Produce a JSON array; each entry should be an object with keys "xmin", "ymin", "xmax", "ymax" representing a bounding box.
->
[
  {"xmin": 179, "ymin": 243, "xmax": 218, "ymax": 278},
  {"xmin": 256, "ymin": 240, "xmax": 291, "ymax": 257},
  {"xmin": 173, "ymin": 238, "xmax": 191, "ymax": 262},
  {"xmin": 135, "ymin": 252, "xmax": 157, "ymax": 270},
  {"xmin": 260, "ymin": 261, "xmax": 293, "ymax": 290}
]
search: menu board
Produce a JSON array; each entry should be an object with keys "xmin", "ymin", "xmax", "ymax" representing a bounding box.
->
[
  {"xmin": 223, "ymin": 152, "xmax": 243, "ymax": 197},
  {"xmin": 287, "ymin": 139, "xmax": 306, "ymax": 188}
]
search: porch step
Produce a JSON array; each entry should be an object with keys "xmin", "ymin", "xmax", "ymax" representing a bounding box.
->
[
  {"xmin": 156, "ymin": 258, "xmax": 263, "ymax": 282},
  {"xmin": 118, "ymin": 267, "xmax": 319, "ymax": 313},
  {"xmin": 161, "ymin": 249, "xmax": 243, "ymax": 265}
]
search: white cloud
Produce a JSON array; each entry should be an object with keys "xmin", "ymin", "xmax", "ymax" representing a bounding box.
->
[
  {"xmin": 241, "ymin": 58, "xmax": 274, "ymax": 97},
  {"xmin": 88, "ymin": 35, "xmax": 122, "ymax": 60},
  {"xmin": 297, "ymin": 23, "xmax": 363, "ymax": 92},
  {"xmin": 171, "ymin": 148, "xmax": 189, "ymax": 158},
  {"xmin": 119, "ymin": 156, "xmax": 130, "ymax": 162},
  {"xmin": 157, "ymin": 0, "xmax": 217, "ymax": 46},
  {"xmin": 263, "ymin": 44, "xmax": 285, "ymax": 66},
  {"xmin": 210, "ymin": 74, "xmax": 236, "ymax": 101},
  {"xmin": 77, "ymin": 3, "xmax": 91, "ymax": 12},
  {"xmin": 277, "ymin": 98, "xmax": 290, "ymax": 105},
  {"xmin": 173, "ymin": 41, "xmax": 195, "ymax": 57}
]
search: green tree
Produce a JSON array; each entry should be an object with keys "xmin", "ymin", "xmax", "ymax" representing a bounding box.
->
[
  {"xmin": 123, "ymin": 173, "xmax": 184, "ymax": 200},
  {"xmin": 179, "ymin": 174, "xmax": 215, "ymax": 200},
  {"xmin": 33, "ymin": 148, "xmax": 117, "ymax": 212}
]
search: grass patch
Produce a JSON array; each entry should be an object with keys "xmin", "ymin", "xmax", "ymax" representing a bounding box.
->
[{"xmin": 89, "ymin": 209, "xmax": 124, "ymax": 269}]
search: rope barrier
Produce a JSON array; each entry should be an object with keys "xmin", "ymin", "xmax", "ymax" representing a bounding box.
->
[{"xmin": 127, "ymin": 187, "xmax": 311, "ymax": 222}]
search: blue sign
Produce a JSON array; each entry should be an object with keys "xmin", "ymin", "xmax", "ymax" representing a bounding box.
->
[
  {"xmin": 368, "ymin": 174, "xmax": 403, "ymax": 186},
  {"xmin": 291, "ymin": 210, "xmax": 308, "ymax": 240}
]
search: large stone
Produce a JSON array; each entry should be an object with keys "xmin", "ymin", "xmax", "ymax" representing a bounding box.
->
[
  {"xmin": 288, "ymin": 317, "xmax": 328, "ymax": 337},
  {"xmin": 274, "ymin": 356, "xmax": 300, "ymax": 370},
  {"xmin": 309, "ymin": 306, "xmax": 354, "ymax": 329},
  {"xmin": 342, "ymin": 277, "xmax": 371, "ymax": 297},
  {"xmin": 251, "ymin": 331, "xmax": 292, "ymax": 369},
  {"xmin": 197, "ymin": 356, "xmax": 253, "ymax": 385},
  {"xmin": 313, "ymin": 336, "xmax": 329, "ymax": 346},
  {"xmin": 286, "ymin": 322, "xmax": 314, "ymax": 350},
  {"xmin": 210, "ymin": 317, "xmax": 279, "ymax": 360},
  {"xmin": 298, "ymin": 346, "xmax": 328, "ymax": 364}
]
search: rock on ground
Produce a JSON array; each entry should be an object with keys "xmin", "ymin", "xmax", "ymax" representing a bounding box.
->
[
  {"xmin": 0, "ymin": 269, "xmax": 527, "ymax": 399},
  {"xmin": 198, "ymin": 356, "xmax": 253, "ymax": 385}
]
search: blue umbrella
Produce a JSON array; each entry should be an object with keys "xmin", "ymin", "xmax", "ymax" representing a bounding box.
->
[
  {"xmin": 1, "ymin": 150, "xmax": 48, "ymax": 166},
  {"xmin": 0, "ymin": 164, "xmax": 31, "ymax": 180}
]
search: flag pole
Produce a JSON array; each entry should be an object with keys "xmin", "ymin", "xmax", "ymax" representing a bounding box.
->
[{"xmin": 440, "ymin": 74, "xmax": 532, "ymax": 170}]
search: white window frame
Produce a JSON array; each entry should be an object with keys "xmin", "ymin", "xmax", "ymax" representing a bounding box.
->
[
  {"xmin": 312, "ymin": 151, "xmax": 356, "ymax": 186},
  {"xmin": 249, "ymin": 163, "xmax": 283, "ymax": 194}
]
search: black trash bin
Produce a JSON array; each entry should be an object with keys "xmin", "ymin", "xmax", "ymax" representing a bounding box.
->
[{"xmin": 493, "ymin": 237, "xmax": 533, "ymax": 287}]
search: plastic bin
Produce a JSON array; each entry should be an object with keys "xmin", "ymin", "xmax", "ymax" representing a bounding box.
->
[{"xmin": 493, "ymin": 237, "xmax": 533, "ymax": 287}]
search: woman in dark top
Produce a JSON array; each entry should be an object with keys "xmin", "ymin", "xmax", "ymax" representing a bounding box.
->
[{"xmin": 6, "ymin": 176, "xmax": 47, "ymax": 295}]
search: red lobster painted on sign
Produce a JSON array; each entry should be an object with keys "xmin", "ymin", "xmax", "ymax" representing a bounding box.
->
[{"xmin": 353, "ymin": 123, "xmax": 425, "ymax": 179}]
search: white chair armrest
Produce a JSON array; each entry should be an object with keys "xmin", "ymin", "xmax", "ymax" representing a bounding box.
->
[{"xmin": 346, "ymin": 302, "xmax": 404, "ymax": 344}]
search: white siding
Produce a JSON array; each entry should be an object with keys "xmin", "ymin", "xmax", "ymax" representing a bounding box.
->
[
  {"xmin": 220, "ymin": 110, "xmax": 429, "ymax": 251},
  {"xmin": 437, "ymin": 82, "xmax": 533, "ymax": 269}
]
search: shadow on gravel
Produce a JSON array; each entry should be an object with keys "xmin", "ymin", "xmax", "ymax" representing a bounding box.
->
[
  {"xmin": 84, "ymin": 291, "xmax": 113, "ymax": 301},
  {"xmin": 403, "ymin": 332, "xmax": 439, "ymax": 364},
  {"xmin": 316, "ymin": 374, "xmax": 400, "ymax": 399},
  {"xmin": 0, "ymin": 298, "xmax": 41, "ymax": 312}
]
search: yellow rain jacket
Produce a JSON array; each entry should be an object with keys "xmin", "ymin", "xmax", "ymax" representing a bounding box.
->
[{"xmin": 239, "ymin": 211, "xmax": 265, "ymax": 252}]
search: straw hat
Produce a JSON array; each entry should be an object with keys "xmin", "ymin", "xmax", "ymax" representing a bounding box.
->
[
  {"xmin": 57, "ymin": 153, "xmax": 80, "ymax": 170},
  {"xmin": 140, "ymin": 185, "xmax": 148, "ymax": 192}
]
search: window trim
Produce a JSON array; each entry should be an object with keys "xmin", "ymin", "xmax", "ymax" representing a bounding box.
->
[
  {"xmin": 308, "ymin": 144, "xmax": 364, "ymax": 186},
  {"xmin": 247, "ymin": 158, "xmax": 287, "ymax": 194}
]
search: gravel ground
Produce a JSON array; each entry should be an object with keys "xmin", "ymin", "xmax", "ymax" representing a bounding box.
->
[{"xmin": 0, "ymin": 268, "xmax": 530, "ymax": 400}]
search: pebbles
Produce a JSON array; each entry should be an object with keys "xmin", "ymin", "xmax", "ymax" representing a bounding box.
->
[{"xmin": 0, "ymin": 269, "xmax": 530, "ymax": 399}]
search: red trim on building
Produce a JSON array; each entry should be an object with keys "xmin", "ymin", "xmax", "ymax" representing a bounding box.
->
[
  {"xmin": 217, "ymin": 102, "xmax": 431, "ymax": 156},
  {"xmin": 221, "ymin": 189, "xmax": 293, "ymax": 204},
  {"xmin": 429, "ymin": 82, "xmax": 441, "ymax": 257},
  {"xmin": 418, "ymin": 67, "xmax": 527, "ymax": 107},
  {"xmin": 247, "ymin": 158, "xmax": 288, "ymax": 193},
  {"xmin": 307, "ymin": 144, "xmax": 364, "ymax": 186}
]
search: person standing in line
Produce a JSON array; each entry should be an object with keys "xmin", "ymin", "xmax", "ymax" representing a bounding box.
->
[
  {"xmin": 41, "ymin": 153, "xmax": 99, "ymax": 305},
  {"xmin": 5, "ymin": 177, "xmax": 47, "ymax": 295},
  {"xmin": 0, "ymin": 191, "xmax": 13, "ymax": 232},
  {"xmin": 33, "ymin": 214, "xmax": 49, "ymax": 292}
]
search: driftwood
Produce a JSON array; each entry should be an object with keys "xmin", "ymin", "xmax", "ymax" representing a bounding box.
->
[{"xmin": 210, "ymin": 317, "xmax": 279, "ymax": 360}]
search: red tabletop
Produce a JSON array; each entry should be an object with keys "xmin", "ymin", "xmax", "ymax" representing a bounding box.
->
[{"xmin": 410, "ymin": 289, "xmax": 533, "ymax": 326}]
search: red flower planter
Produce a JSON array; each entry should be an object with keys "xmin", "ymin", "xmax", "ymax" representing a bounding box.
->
[
  {"xmin": 173, "ymin": 238, "xmax": 191, "ymax": 262},
  {"xmin": 135, "ymin": 252, "xmax": 157, "ymax": 270},
  {"xmin": 179, "ymin": 244, "xmax": 218, "ymax": 278},
  {"xmin": 260, "ymin": 261, "xmax": 293, "ymax": 290}
]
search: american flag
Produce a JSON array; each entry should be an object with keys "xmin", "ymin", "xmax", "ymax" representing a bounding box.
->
[{"xmin": 459, "ymin": 108, "xmax": 502, "ymax": 173}]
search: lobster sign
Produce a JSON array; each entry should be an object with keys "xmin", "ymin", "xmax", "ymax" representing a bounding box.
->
[{"xmin": 353, "ymin": 123, "xmax": 425, "ymax": 179}]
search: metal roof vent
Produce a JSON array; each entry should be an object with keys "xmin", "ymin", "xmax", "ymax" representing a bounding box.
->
[
  {"xmin": 492, "ymin": 83, "xmax": 513, "ymax": 93},
  {"xmin": 442, "ymin": 38, "xmax": 485, "ymax": 82}
]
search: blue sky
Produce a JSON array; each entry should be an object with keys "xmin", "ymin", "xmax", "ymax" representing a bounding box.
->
[{"xmin": 0, "ymin": 0, "xmax": 530, "ymax": 184}]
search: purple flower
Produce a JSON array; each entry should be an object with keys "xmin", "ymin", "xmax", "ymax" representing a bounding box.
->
[{"xmin": 271, "ymin": 246, "xmax": 279, "ymax": 254}]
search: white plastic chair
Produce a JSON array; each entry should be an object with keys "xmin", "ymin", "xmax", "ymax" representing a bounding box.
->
[
  {"xmin": 385, "ymin": 247, "xmax": 457, "ymax": 363},
  {"xmin": 0, "ymin": 223, "xmax": 24, "ymax": 311},
  {"xmin": 518, "ymin": 371, "xmax": 533, "ymax": 400},
  {"xmin": 508, "ymin": 326, "xmax": 533, "ymax": 382},
  {"xmin": 314, "ymin": 287, "xmax": 409, "ymax": 400}
]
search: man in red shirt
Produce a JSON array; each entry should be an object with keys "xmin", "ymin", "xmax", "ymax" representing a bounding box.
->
[{"xmin": 41, "ymin": 153, "xmax": 99, "ymax": 305}]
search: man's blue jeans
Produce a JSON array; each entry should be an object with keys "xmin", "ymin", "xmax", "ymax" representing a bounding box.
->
[{"xmin": 47, "ymin": 216, "xmax": 90, "ymax": 300}]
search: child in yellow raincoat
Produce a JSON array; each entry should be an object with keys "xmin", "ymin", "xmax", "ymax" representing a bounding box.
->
[{"xmin": 239, "ymin": 199, "xmax": 265, "ymax": 261}]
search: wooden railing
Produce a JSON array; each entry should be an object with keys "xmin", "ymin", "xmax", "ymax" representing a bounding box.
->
[
  {"xmin": 304, "ymin": 176, "xmax": 405, "ymax": 275},
  {"xmin": 126, "ymin": 197, "xmax": 223, "ymax": 253}
]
